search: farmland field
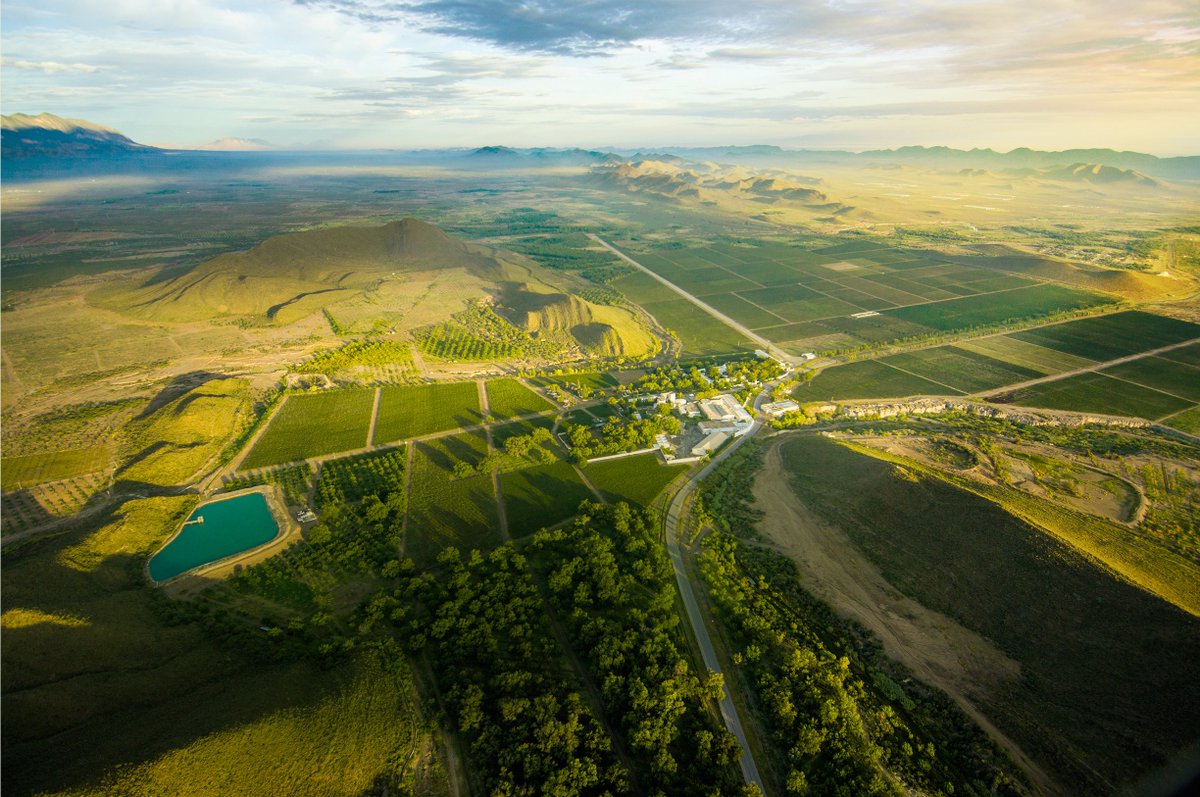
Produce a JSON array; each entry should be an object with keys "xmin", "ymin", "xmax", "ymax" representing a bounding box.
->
[
  {"xmin": 584, "ymin": 453, "xmax": 686, "ymax": 507},
  {"xmin": 622, "ymin": 241, "xmax": 1117, "ymax": 353},
  {"xmin": 1159, "ymin": 341, "xmax": 1200, "ymax": 367},
  {"xmin": 373, "ymin": 381, "xmax": 481, "ymax": 444},
  {"xmin": 500, "ymin": 461, "xmax": 594, "ymax": 537},
  {"xmin": 1, "ymin": 446, "xmax": 109, "ymax": 490},
  {"xmin": 1163, "ymin": 406, "xmax": 1200, "ymax": 434},
  {"xmin": 793, "ymin": 359, "xmax": 961, "ymax": 402},
  {"xmin": 1010, "ymin": 311, "xmax": 1200, "ymax": 362},
  {"xmin": 994, "ymin": 372, "xmax": 1193, "ymax": 420},
  {"xmin": 637, "ymin": 298, "xmax": 754, "ymax": 355},
  {"xmin": 240, "ymin": 389, "xmax": 374, "ymax": 470},
  {"xmin": 405, "ymin": 430, "xmax": 499, "ymax": 567},
  {"xmin": 884, "ymin": 284, "xmax": 1109, "ymax": 330},
  {"xmin": 222, "ymin": 463, "xmax": 312, "ymax": 507},
  {"xmin": 529, "ymin": 371, "xmax": 618, "ymax": 393},
  {"xmin": 955, "ymin": 335, "xmax": 1096, "ymax": 374},
  {"xmin": 485, "ymin": 378, "xmax": 555, "ymax": 420},
  {"xmin": 883, "ymin": 346, "xmax": 1042, "ymax": 393},
  {"xmin": 1099, "ymin": 356, "xmax": 1200, "ymax": 402}
]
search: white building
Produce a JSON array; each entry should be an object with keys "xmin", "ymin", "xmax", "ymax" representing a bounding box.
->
[
  {"xmin": 699, "ymin": 394, "xmax": 752, "ymax": 425},
  {"xmin": 691, "ymin": 431, "xmax": 730, "ymax": 457},
  {"xmin": 760, "ymin": 400, "xmax": 800, "ymax": 419}
]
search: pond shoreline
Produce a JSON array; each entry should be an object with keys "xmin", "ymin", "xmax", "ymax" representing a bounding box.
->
[{"xmin": 148, "ymin": 484, "xmax": 302, "ymax": 596}]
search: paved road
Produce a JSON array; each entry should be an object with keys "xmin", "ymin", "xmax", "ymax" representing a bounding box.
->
[
  {"xmin": 663, "ymin": 387, "xmax": 779, "ymax": 793},
  {"xmin": 588, "ymin": 234, "xmax": 797, "ymax": 365}
]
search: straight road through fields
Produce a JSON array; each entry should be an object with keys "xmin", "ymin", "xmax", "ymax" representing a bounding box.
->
[{"xmin": 588, "ymin": 234, "xmax": 796, "ymax": 365}]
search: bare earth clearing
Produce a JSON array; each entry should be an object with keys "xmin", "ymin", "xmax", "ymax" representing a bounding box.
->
[{"xmin": 751, "ymin": 439, "xmax": 1059, "ymax": 795}]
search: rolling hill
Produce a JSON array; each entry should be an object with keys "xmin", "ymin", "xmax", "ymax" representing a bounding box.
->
[{"xmin": 89, "ymin": 218, "xmax": 657, "ymax": 359}]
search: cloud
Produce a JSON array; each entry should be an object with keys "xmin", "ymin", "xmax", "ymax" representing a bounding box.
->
[{"xmin": 1, "ymin": 58, "xmax": 101, "ymax": 73}]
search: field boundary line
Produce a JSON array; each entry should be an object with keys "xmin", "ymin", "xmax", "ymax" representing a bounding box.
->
[
  {"xmin": 873, "ymin": 360, "xmax": 967, "ymax": 395},
  {"xmin": 366, "ymin": 386, "xmax": 382, "ymax": 447},
  {"xmin": 728, "ymin": 293, "xmax": 789, "ymax": 324},
  {"xmin": 1096, "ymin": 371, "xmax": 1198, "ymax": 408},
  {"xmin": 573, "ymin": 465, "xmax": 607, "ymax": 504},
  {"xmin": 589, "ymin": 234, "xmax": 794, "ymax": 363}
]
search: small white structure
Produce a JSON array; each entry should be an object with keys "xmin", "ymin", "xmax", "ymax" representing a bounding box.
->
[
  {"xmin": 754, "ymin": 349, "xmax": 771, "ymax": 359},
  {"xmin": 692, "ymin": 431, "xmax": 730, "ymax": 457},
  {"xmin": 296, "ymin": 509, "xmax": 317, "ymax": 523},
  {"xmin": 681, "ymin": 402, "xmax": 701, "ymax": 418},
  {"xmin": 761, "ymin": 400, "xmax": 800, "ymax": 419},
  {"xmin": 800, "ymin": 352, "xmax": 817, "ymax": 361}
]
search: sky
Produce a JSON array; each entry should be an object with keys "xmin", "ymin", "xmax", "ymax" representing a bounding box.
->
[{"xmin": 2, "ymin": 0, "xmax": 1198, "ymax": 153}]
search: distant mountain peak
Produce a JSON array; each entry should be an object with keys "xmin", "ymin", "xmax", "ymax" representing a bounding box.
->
[
  {"xmin": 470, "ymin": 145, "xmax": 520, "ymax": 157},
  {"xmin": 199, "ymin": 137, "xmax": 275, "ymax": 151}
]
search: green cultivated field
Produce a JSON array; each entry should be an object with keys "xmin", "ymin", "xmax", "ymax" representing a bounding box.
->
[
  {"xmin": 405, "ymin": 430, "xmax": 499, "ymax": 567},
  {"xmin": 793, "ymin": 360, "xmax": 961, "ymax": 401},
  {"xmin": 996, "ymin": 372, "xmax": 1192, "ymax": 420},
  {"xmin": 1160, "ymin": 341, "xmax": 1200, "ymax": 367},
  {"xmin": 485, "ymin": 378, "xmax": 555, "ymax": 419},
  {"xmin": 1100, "ymin": 356, "xmax": 1200, "ymax": 402},
  {"xmin": 1164, "ymin": 406, "xmax": 1200, "ymax": 434},
  {"xmin": 623, "ymin": 241, "xmax": 1115, "ymax": 353},
  {"xmin": 584, "ymin": 453, "xmax": 686, "ymax": 507},
  {"xmin": 1, "ymin": 447, "xmax": 109, "ymax": 490},
  {"xmin": 956, "ymin": 335, "xmax": 1095, "ymax": 374},
  {"xmin": 638, "ymin": 298, "xmax": 754, "ymax": 355},
  {"xmin": 373, "ymin": 381, "xmax": 481, "ymax": 443},
  {"xmin": 1011, "ymin": 311, "xmax": 1200, "ymax": 362},
  {"xmin": 500, "ymin": 461, "xmax": 594, "ymax": 537},
  {"xmin": 529, "ymin": 371, "xmax": 619, "ymax": 393},
  {"xmin": 884, "ymin": 283, "xmax": 1108, "ymax": 330},
  {"xmin": 241, "ymin": 389, "xmax": 374, "ymax": 469},
  {"xmin": 884, "ymin": 346, "xmax": 1041, "ymax": 393}
]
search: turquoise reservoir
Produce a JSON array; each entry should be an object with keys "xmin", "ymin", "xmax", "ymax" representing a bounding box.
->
[{"xmin": 149, "ymin": 492, "xmax": 279, "ymax": 582}]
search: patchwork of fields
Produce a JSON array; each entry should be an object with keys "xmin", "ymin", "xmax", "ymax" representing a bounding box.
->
[
  {"xmin": 793, "ymin": 311, "xmax": 1200, "ymax": 427},
  {"xmin": 618, "ymin": 239, "xmax": 1113, "ymax": 355}
]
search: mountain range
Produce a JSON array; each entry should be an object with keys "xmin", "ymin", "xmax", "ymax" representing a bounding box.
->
[{"xmin": 3, "ymin": 112, "xmax": 1197, "ymax": 182}]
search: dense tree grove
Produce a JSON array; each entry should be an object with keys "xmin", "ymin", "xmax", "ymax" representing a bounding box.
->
[
  {"xmin": 634, "ymin": 356, "xmax": 785, "ymax": 396},
  {"xmin": 389, "ymin": 545, "xmax": 630, "ymax": 796},
  {"xmin": 565, "ymin": 413, "xmax": 680, "ymax": 461},
  {"xmin": 531, "ymin": 502, "xmax": 748, "ymax": 795}
]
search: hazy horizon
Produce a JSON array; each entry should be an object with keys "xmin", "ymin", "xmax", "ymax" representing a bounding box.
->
[{"xmin": 3, "ymin": 1, "xmax": 1198, "ymax": 155}]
